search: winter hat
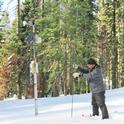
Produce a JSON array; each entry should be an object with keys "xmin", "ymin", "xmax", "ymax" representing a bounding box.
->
[{"xmin": 87, "ymin": 58, "xmax": 97, "ymax": 65}]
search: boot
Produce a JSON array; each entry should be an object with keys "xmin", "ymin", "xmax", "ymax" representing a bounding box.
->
[
  {"xmin": 100, "ymin": 105, "xmax": 109, "ymax": 119},
  {"xmin": 92, "ymin": 105, "xmax": 99, "ymax": 116}
]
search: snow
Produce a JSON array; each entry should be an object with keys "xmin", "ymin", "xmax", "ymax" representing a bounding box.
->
[{"xmin": 0, "ymin": 87, "xmax": 124, "ymax": 124}]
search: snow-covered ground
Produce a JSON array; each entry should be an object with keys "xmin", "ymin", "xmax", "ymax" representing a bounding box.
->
[{"xmin": 0, "ymin": 87, "xmax": 124, "ymax": 124}]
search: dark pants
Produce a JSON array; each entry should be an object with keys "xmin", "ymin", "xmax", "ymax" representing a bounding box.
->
[{"xmin": 92, "ymin": 91, "xmax": 109, "ymax": 119}]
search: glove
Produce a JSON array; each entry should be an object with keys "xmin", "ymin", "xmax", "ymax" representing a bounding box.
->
[{"xmin": 73, "ymin": 72, "xmax": 80, "ymax": 78}]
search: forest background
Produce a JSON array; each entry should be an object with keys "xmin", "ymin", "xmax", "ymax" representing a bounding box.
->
[{"xmin": 0, "ymin": 0, "xmax": 123, "ymax": 100}]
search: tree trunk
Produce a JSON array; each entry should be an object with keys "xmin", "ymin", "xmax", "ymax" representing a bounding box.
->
[{"xmin": 112, "ymin": 0, "xmax": 118, "ymax": 88}]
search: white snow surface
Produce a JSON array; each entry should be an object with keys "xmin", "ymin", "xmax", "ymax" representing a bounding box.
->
[{"xmin": 0, "ymin": 87, "xmax": 124, "ymax": 124}]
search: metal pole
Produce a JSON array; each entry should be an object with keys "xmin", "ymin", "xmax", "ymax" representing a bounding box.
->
[
  {"xmin": 71, "ymin": 93, "xmax": 74, "ymax": 117},
  {"xmin": 71, "ymin": 78, "xmax": 74, "ymax": 117},
  {"xmin": 17, "ymin": 0, "xmax": 21, "ymax": 39},
  {"xmin": 33, "ymin": 23, "xmax": 38, "ymax": 116}
]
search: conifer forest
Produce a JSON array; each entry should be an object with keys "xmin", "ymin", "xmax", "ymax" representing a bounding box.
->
[{"xmin": 0, "ymin": 0, "xmax": 124, "ymax": 99}]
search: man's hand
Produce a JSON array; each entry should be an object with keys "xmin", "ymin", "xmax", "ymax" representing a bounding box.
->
[{"xmin": 73, "ymin": 72, "xmax": 80, "ymax": 78}]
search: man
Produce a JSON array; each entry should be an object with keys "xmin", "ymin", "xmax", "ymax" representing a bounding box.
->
[{"xmin": 73, "ymin": 58, "xmax": 109, "ymax": 119}]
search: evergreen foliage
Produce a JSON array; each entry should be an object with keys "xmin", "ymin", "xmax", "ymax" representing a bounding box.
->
[{"xmin": 0, "ymin": 0, "xmax": 123, "ymax": 99}]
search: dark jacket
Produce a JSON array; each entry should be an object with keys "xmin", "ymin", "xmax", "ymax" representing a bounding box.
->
[{"xmin": 78, "ymin": 65, "xmax": 105, "ymax": 93}]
